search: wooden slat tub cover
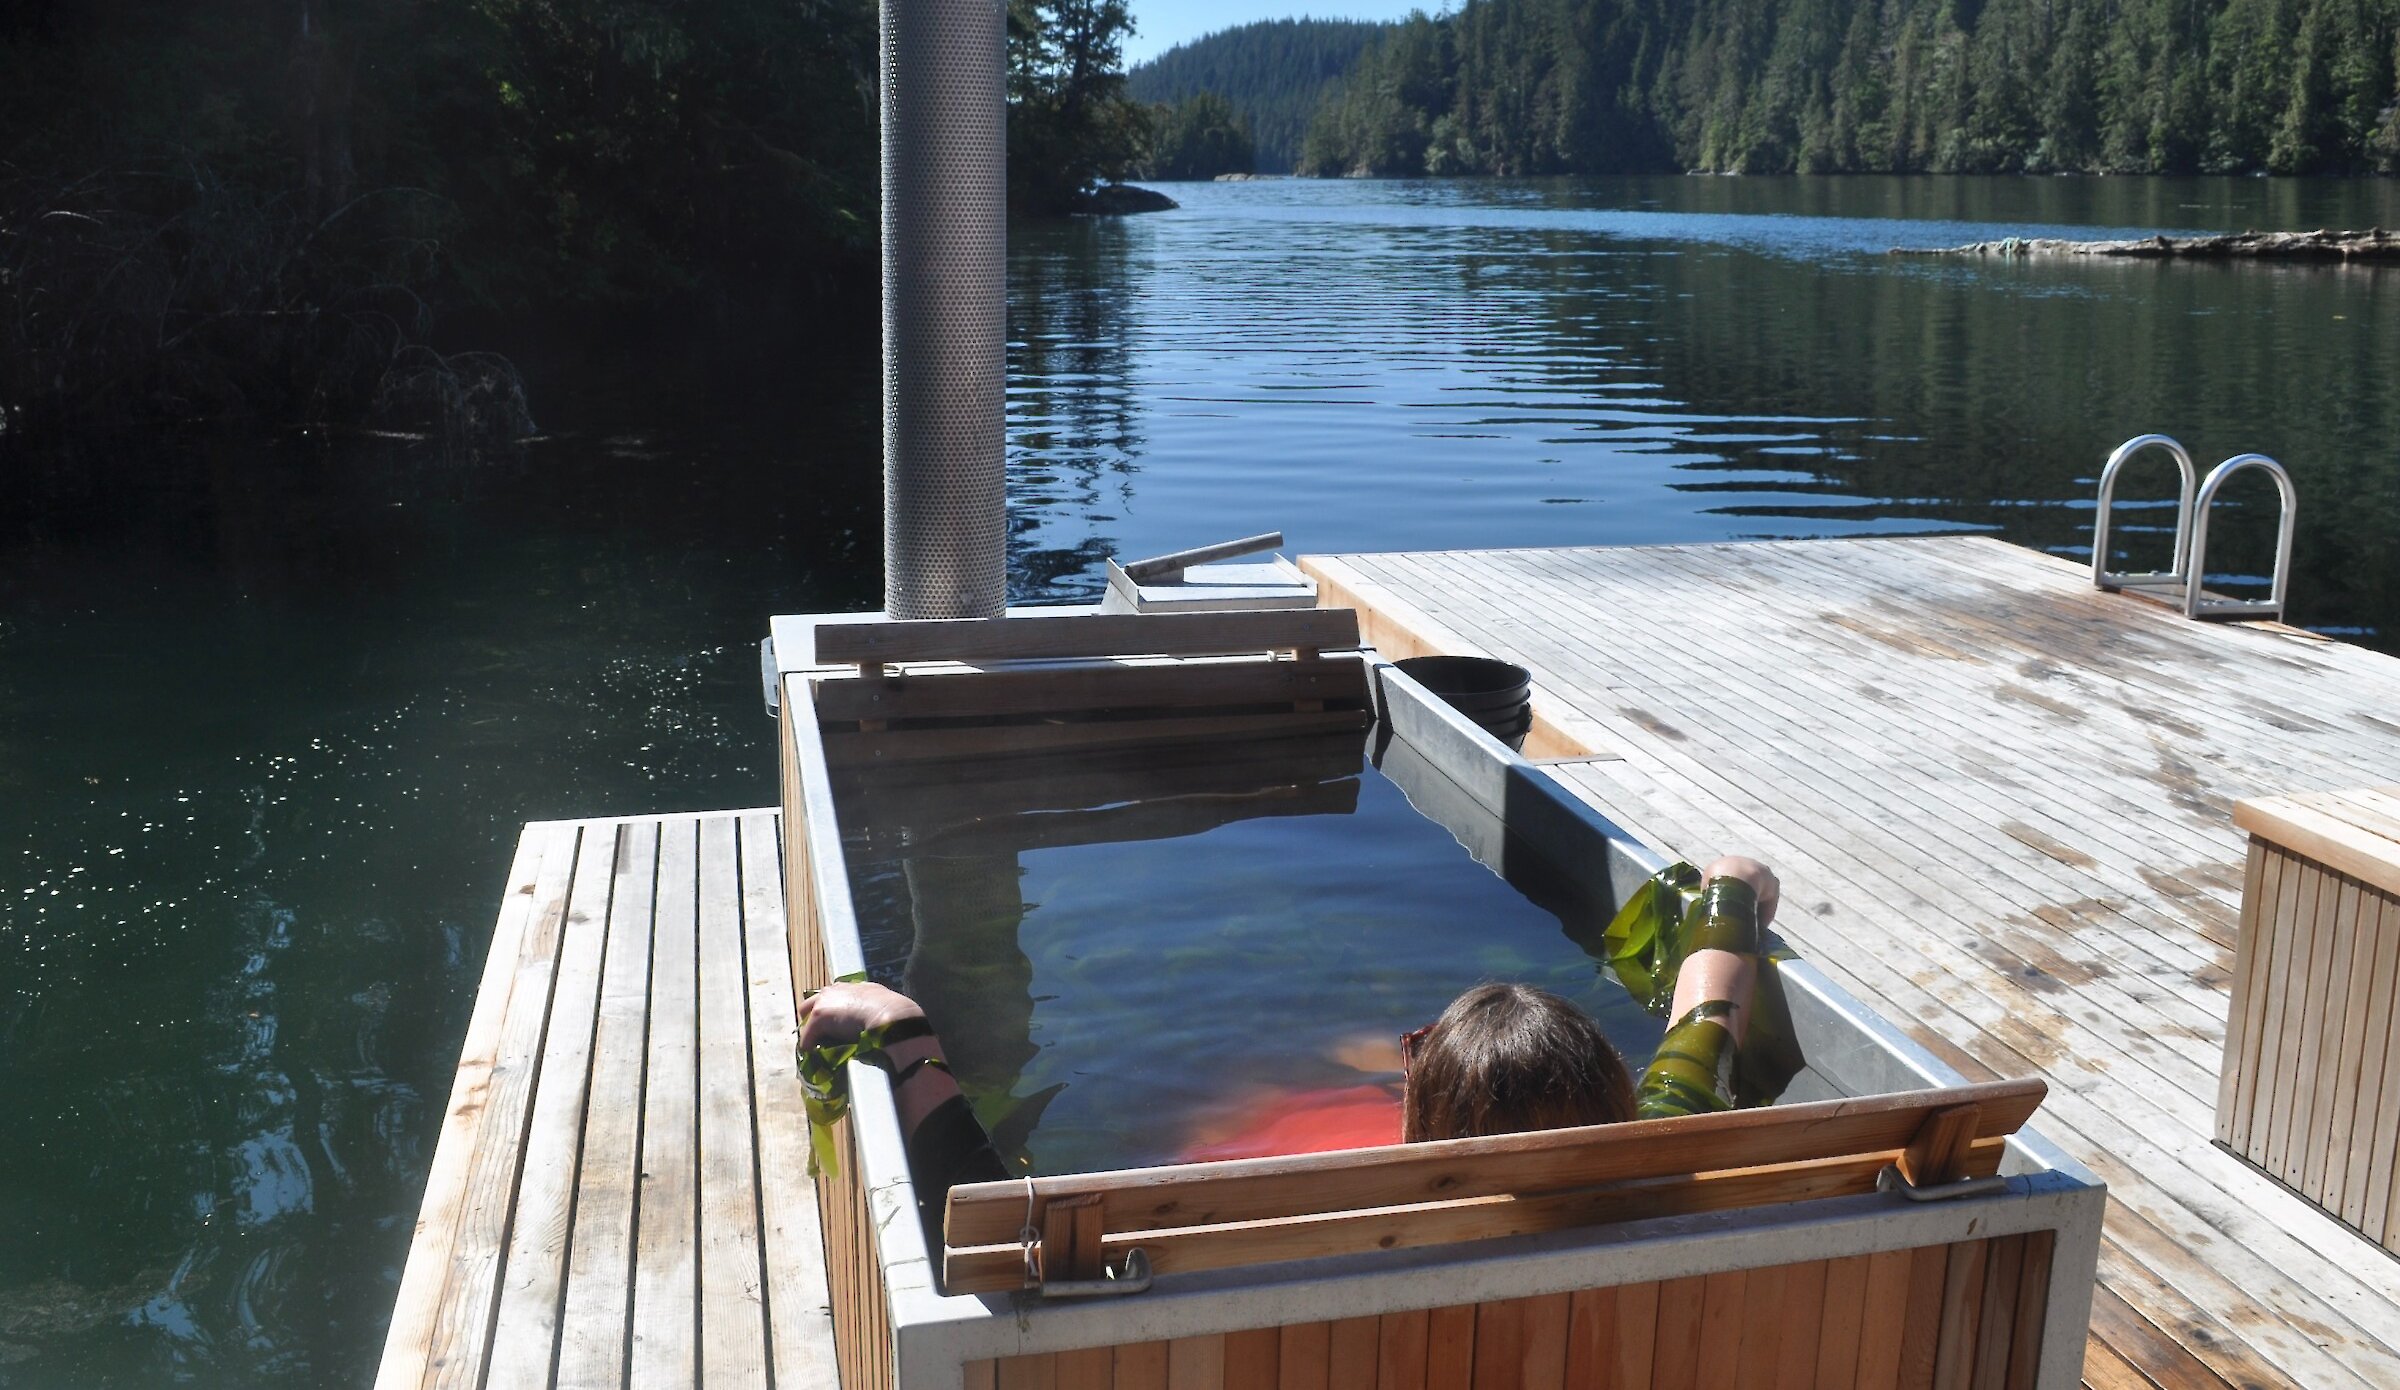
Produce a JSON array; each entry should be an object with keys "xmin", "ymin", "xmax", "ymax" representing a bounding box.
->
[
  {"xmin": 1302, "ymin": 537, "xmax": 2400, "ymax": 1390},
  {"xmin": 376, "ymin": 810, "xmax": 837, "ymax": 1390}
]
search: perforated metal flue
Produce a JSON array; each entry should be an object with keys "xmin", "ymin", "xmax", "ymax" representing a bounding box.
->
[{"xmin": 881, "ymin": 0, "xmax": 1007, "ymax": 619}]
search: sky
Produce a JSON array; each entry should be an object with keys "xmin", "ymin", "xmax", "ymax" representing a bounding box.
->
[{"xmin": 1123, "ymin": 2, "xmax": 1439, "ymax": 66}]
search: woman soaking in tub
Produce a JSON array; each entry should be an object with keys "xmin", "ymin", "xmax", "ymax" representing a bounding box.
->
[{"xmin": 798, "ymin": 856, "xmax": 1779, "ymax": 1229}]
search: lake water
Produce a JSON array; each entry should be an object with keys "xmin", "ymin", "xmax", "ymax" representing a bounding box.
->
[{"xmin": 3, "ymin": 175, "xmax": 2396, "ymax": 1384}]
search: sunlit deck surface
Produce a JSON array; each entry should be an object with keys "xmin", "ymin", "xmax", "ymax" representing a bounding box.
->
[
  {"xmin": 376, "ymin": 809, "xmax": 836, "ymax": 1390},
  {"xmin": 1302, "ymin": 536, "xmax": 2400, "ymax": 1390}
]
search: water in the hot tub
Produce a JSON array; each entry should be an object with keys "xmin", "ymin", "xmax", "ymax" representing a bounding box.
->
[{"xmin": 836, "ymin": 735, "xmax": 1667, "ymax": 1177}]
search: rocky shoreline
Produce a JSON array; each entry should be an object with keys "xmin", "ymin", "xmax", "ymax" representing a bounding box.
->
[{"xmin": 1891, "ymin": 228, "xmax": 2400, "ymax": 262}]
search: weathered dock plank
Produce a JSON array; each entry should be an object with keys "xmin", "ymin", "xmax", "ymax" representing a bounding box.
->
[
  {"xmin": 377, "ymin": 810, "xmax": 835, "ymax": 1390},
  {"xmin": 1301, "ymin": 536, "xmax": 2400, "ymax": 1390}
]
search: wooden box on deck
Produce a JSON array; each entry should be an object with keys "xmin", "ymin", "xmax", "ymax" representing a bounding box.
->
[{"xmin": 2217, "ymin": 786, "xmax": 2400, "ymax": 1253}]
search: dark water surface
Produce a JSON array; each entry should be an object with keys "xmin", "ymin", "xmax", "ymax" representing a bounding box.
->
[
  {"xmin": 836, "ymin": 739, "xmax": 1666, "ymax": 1178},
  {"xmin": 4, "ymin": 175, "xmax": 2398, "ymax": 1384}
]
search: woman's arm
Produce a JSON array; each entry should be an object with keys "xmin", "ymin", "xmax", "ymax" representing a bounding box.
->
[
  {"xmin": 799, "ymin": 981, "xmax": 1010, "ymax": 1245},
  {"xmin": 1666, "ymin": 854, "xmax": 1778, "ymax": 1044}
]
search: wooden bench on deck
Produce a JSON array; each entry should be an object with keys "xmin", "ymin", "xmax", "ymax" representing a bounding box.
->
[{"xmin": 942, "ymin": 1078, "xmax": 2064, "ymax": 1388}]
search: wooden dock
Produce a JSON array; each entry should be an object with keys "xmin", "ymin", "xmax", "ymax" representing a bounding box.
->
[
  {"xmin": 1302, "ymin": 536, "xmax": 2400, "ymax": 1390},
  {"xmin": 376, "ymin": 809, "xmax": 837, "ymax": 1390}
]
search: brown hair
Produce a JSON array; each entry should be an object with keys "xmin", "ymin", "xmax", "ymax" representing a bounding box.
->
[{"xmin": 1401, "ymin": 984, "xmax": 1636, "ymax": 1142}]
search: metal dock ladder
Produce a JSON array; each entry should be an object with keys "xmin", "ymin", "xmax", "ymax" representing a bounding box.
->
[{"xmin": 2092, "ymin": 433, "xmax": 2298, "ymax": 621}]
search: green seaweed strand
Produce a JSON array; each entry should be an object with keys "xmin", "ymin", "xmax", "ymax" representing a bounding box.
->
[
  {"xmin": 1600, "ymin": 861, "xmax": 1704, "ymax": 1011},
  {"xmin": 796, "ymin": 971, "xmax": 884, "ymax": 1179}
]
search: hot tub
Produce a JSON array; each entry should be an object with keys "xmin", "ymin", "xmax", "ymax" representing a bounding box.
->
[{"xmin": 768, "ymin": 608, "xmax": 2104, "ymax": 1390}]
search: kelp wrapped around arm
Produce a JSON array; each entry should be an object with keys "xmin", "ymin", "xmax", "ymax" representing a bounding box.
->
[
  {"xmin": 1632, "ymin": 876, "xmax": 1759, "ymax": 1118},
  {"xmin": 1604, "ymin": 867, "xmax": 1769, "ymax": 1119}
]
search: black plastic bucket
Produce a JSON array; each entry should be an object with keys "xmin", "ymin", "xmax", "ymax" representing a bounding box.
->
[{"xmin": 1395, "ymin": 655, "xmax": 1533, "ymax": 751}]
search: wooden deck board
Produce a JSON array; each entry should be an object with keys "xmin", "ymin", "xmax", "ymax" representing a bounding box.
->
[
  {"xmin": 378, "ymin": 810, "xmax": 836, "ymax": 1390},
  {"xmin": 1303, "ymin": 537, "xmax": 2400, "ymax": 1390}
]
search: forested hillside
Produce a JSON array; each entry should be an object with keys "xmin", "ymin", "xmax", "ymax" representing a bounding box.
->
[
  {"xmin": 1301, "ymin": 0, "xmax": 2400, "ymax": 177},
  {"xmin": 1129, "ymin": 18, "xmax": 1392, "ymax": 171}
]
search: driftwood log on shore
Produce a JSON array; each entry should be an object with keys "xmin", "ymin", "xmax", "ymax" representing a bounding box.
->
[{"xmin": 1891, "ymin": 228, "xmax": 2400, "ymax": 263}]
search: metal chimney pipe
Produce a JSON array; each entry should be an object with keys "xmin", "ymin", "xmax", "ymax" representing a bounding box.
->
[{"xmin": 881, "ymin": 0, "xmax": 1007, "ymax": 620}]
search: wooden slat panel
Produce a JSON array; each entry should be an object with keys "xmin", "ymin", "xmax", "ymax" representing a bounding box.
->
[
  {"xmin": 1614, "ymin": 1281, "xmax": 1660, "ymax": 1387},
  {"xmin": 2297, "ymin": 874, "xmax": 2359, "ymax": 1200},
  {"xmin": 1563, "ymin": 1287, "xmax": 1614, "ymax": 1389},
  {"xmin": 812, "ymin": 607, "xmax": 1362, "ymax": 667},
  {"xmin": 2320, "ymin": 877, "xmax": 2376, "ymax": 1212},
  {"xmin": 944, "ymin": 1082, "xmax": 2043, "ymax": 1245},
  {"xmin": 1166, "ymin": 1335, "xmax": 1226, "ymax": 1390},
  {"xmin": 1895, "ymin": 1242, "xmax": 1950, "ymax": 1390},
  {"xmin": 375, "ymin": 825, "xmax": 562, "ymax": 1390},
  {"xmin": 1970, "ymin": 1236, "xmax": 2024, "ymax": 1390},
  {"xmin": 1855, "ymin": 1248, "xmax": 1913, "ymax": 1390},
  {"xmin": 2255, "ymin": 855, "xmax": 2315, "ymax": 1177},
  {"xmin": 2360, "ymin": 886, "xmax": 2400, "ymax": 1241},
  {"xmin": 2225, "ymin": 843, "xmax": 2283, "ymax": 1153},
  {"xmin": 1651, "ymin": 1276, "xmax": 1707, "ymax": 1390},
  {"xmin": 1736, "ymin": 1262, "xmax": 1786, "ymax": 1390},
  {"xmin": 1427, "ymin": 1304, "xmax": 1477, "ymax": 1390},
  {"xmin": 2215, "ymin": 837, "xmax": 2270, "ymax": 1146},
  {"xmin": 1329, "ymin": 1316, "xmax": 1381, "ymax": 1390},
  {"xmin": 1059, "ymin": 1346, "xmax": 1116, "ymax": 1390},
  {"xmin": 1470, "ymin": 1298, "xmax": 1525, "ymax": 1390},
  {"xmin": 555, "ymin": 821, "xmax": 658, "ymax": 1390},
  {"xmin": 1226, "ymin": 1328, "xmax": 1280, "ymax": 1387},
  {"xmin": 1518, "ymin": 1293, "xmax": 1568, "ymax": 1390},
  {"xmin": 1278, "ymin": 1321, "xmax": 1330, "ymax": 1390},
  {"xmin": 1697, "ymin": 1270, "xmax": 1748, "ymax": 1387},
  {"xmin": 1000, "ymin": 1354, "xmax": 1060, "ymax": 1390},
  {"xmin": 947, "ymin": 1143, "xmax": 2003, "ymax": 1292},
  {"xmin": 2345, "ymin": 888, "xmax": 2399, "ymax": 1229},
  {"xmin": 1775, "ymin": 1260, "xmax": 1827, "ymax": 1390},
  {"xmin": 695, "ymin": 817, "xmax": 769, "ymax": 1387},
  {"xmin": 966, "ymin": 1362, "xmax": 998, "ymax": 1390},
  {"xmin": 1117, "ymin": 1340, "xmax": 1170, "ymax": 1390},
  {"xmin": 1377, "ymin": 1308, "xmax": 1430, "ymax": 1390},
  {"xmin": 2272, "ymin": 856, "xmax": 2334, "ymax": 1190},
  {"xmin": 632, "ymin": 817, "xmax": 700, "ymax": 1386},
  {"xmin": 2006, "ymin": 1231, "xmax": 2053, "ymax": 1390},
  {"xmin": 1931, "ymin": 1239, "xmax": 1989, "ymax": 1390},
  {"xmin": 1817, "ymin": 1254, "xmax": 1872, "ymax": 1390},
  {"xmin": 421, "ymin": 826, "xmax": 585, "ymax": 1390}
]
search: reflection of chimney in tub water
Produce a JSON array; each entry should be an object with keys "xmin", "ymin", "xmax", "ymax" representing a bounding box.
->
[
  {"xmin": 882, "ymin": 0, "xmax": 1006, "ymax": 620},
  {"xmin": 900, "ymin": 853, "xmax": 1046, "ymax": 1147}
]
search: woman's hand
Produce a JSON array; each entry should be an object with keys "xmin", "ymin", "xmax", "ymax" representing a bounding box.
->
[
  {"xmin": 1701, "ymin": 854, "xmax": 1780, "ymax": 931},
  {"xmin": 799, "ymin": 980, "xmax": 926, "ymax": 1053}
]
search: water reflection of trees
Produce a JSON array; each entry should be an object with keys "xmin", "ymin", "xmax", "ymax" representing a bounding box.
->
[
  {"xmin": 1007, "ymin": 217, "xmax": 1145, "ymax": 602},
  {"xmin": 1609, "ymin": 249, "xmax": 2400, "ymax": 649}
]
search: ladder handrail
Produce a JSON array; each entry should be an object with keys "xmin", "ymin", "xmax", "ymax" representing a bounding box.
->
[
  {"xmin": 2092, "ymin": 433, "xmax": 2198, "ymax": 592},
  {"xmin": 2185, "ymin": 453, "xmax": 2299, "ymax": 621}
]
